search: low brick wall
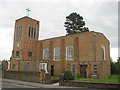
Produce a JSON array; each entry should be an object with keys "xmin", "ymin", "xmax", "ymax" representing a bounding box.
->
[
  {"xmin": 3, "ymin": 71, "xmax": 58, "ymax": 84},
  {"xmin": 59, "ymin": 80, "xmax": 120, "ymax": 89},
  {"xmin": 3, "ymin": 71, "xmax": 41, "ymax": 83},
  {"xmin": 43, "ymin": 74, "xmax": 59, "ymax": 84}
]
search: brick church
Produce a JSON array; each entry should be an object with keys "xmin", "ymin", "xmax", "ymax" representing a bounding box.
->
[{"xmin": 9, "ymin": 16, "xmax": 111, "ymax": 79}]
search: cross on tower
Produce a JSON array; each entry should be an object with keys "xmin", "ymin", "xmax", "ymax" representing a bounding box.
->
[{"xmin": 26, "ymin": 8, "xmax": 31, "ymax": 17}]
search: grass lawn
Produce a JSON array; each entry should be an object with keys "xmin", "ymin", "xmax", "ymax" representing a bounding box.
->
[{"xmin": 74, "ymin": 75, "xmax": 120, "ymax": 83}]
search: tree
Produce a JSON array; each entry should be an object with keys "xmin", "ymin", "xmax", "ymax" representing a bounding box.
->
[
  {"xmin": 110, "ymin": 57, "xmax": 120, "ymax": 75},
  {"xmin": 116, "ymin": 57, "xmax": 120, "ymax": 74},
  {"xmin": 64, "ymin": 12, "xmax": 89, "ymax": 35},
  {"xmin": 1, "ymin": 60, "xmax": 8, "ymax": 71},
  {"xmin": 63, "ymin": 71, "xmax": 74, "ymax": 81}
]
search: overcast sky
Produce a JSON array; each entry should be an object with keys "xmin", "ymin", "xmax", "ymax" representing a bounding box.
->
[{"xmin": 0, "ymin": 0, "xmax": 119, "ymax": 61}]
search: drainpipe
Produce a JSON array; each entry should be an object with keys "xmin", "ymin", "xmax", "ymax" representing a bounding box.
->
[{"xmin": 93, "ymin": 32, "xmax": 96, "ymax": 61}]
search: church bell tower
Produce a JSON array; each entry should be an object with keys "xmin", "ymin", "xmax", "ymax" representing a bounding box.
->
[{"xmin": 10, "ymin": 16, "xmax": 39, "ymax": 70}]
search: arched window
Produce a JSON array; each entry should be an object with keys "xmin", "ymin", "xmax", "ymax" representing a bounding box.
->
[
  {"xmin": 43, "ymin": 48, "xmax": 49, "ymax": 60},
  {"xmin": 54, "ymin": 47, "xmax": 60, "ymax": 61},
  {"xmin": 101, "ymin": 45, "xmax": 106, "ymax": 60},
  {"xmin": 66, "ymin": 45, "xmax": 74, "ymax": 60}
]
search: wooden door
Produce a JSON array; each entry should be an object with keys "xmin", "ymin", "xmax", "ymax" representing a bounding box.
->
[{"xmin": 80, "ymin": 65, "xmax": 87, "ymax": 78}]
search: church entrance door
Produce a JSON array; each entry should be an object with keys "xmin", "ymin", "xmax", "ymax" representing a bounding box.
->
[
  {"xmin": 80, "ymin": 65, "xmax": 87, "ymax": 78},
  {"xmin": 51, "ymin": 65, "xmax": 54, "ymax": 76}
]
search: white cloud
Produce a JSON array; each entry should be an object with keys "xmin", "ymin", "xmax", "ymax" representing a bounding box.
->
[{"xmin": 0, "ymin": 1, "xmax": 118, "ymax": 61}]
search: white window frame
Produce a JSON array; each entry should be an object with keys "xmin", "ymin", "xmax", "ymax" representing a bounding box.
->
[
  {"xmin": 66, "ymin": 45, "xmax": 74, "ymax": 60},
  {"xmin": 101, "ymin": 44, "xmax": 106, "ymax": 60},
  {"xmin": 54, "ymin": 47, "xmax": 60, "ymax": 61},
  {"xmin": 43, "ymin": 48, "xmax": 49, "ymax": 60}
]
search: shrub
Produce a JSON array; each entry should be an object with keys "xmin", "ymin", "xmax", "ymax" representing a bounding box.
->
[
  {"xmin": 63, "ymin": 71, "xmax": 74, "ymax": 81},
  {"xmin": 77, "ymin": 72, "xmax": 80, "ymax": 78},
  {"xmin": 51, "ymin": 76, "xmax": 59, "ymax": 80}
]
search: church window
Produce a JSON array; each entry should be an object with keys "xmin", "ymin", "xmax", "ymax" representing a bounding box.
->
[
  {"xmin": 34, "ymin": 28, "xmax": 36, "ymax": 38},
  {"xmin": 28, "ymin": 26, "xmax": 36, "ymax": 38},
  {"xmin": 16, "ymin": 51, "xmax": 19, "ymax": 56},
  {"xmin": 66, "ymin": 45, "xmax": 74, "ymax": 60},
  {"xmin": 28, "ymin": 52, "xmax": 32, "ymax": 57},
  {"xmin": 72, "ymin": 64, "xmax": 75, "ymax": 73},
  {"xmin": 16, "ymin": 25, "xmax": 22, "ymax": 40},
  {"xmin": 31, "ymin": 27, "xmax": 34, "ymax": 38},
  {"xmin": 54, "ymin": 47, "xmax": 60, "ymax": 61},
  {"xmin": 93, "ymin": 65, "xmax": 97, "ymax": 73},
  {"xmin": 43, "ymin": 48, "xmax": 49, "ymax": 60},
  {"xmin": 101, "ymin": 45, "xmax": 106, "ymax": 60},
  {"xmin": 28, "ymin": 26, "xmax": 31, "ymax": 37}
]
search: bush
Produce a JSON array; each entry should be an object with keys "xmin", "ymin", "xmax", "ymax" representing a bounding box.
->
[
  {"xmin": 77, "ymin": 72, "xmax": 80, "ymax": 78},
  {"xmin": 51, "ymin": 76, "xmax": 59, "ymax": 80},
  {"xmin": 63, "ymin": 71, "xmax": 74, "ymax": 81}
]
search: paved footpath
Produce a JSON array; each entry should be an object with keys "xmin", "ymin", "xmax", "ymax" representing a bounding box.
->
[
  {"xmin": 2, "ymin": 79, "xmax": 105, "ymax": 90},
  {"xmin": 2, "ymin": 79, "xmax": 77, "ymax": 88}
]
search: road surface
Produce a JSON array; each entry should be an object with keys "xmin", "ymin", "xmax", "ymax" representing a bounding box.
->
[{"xmin": 1, "ymin": 79, "xmax": 108, "ymax": 90}]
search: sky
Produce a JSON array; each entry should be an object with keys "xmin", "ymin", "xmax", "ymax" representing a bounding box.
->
[{"xmin": 0, "ymin": 0, "xmax": 119, "ymax": 61}]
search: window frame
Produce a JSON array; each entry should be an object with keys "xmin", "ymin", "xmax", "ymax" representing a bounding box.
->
[
  {"xmin": 16, "ymin": 51, "xmax": 20, "ymax": 57},
  {"xmin": 101, "ymin": 45, "xmax": 106, "ymax": 60},
  {"xmin": 16, "ymin": 25, "xmax": 22, "ymax": 40},
  {"xmin": 66, "ymin": 45, "xmax": 74, "ymax": 60},
  {"xmin": 72, "ymin": 64, "xmax": 76, "ymax": 73},
  {"xmin": 93, "ymin": 64, "xmax": 97, "ymax": 73},
  {"xmin": 43, "ymin": 48, "xmax": 49, "ymax": 60},
  {"xmin": 28, "ymin": 52, "xmax": 32, "ymax": 57},
  {"xmin": 54, "ymin": 46, "xmax": 60, "ymax": 61}
]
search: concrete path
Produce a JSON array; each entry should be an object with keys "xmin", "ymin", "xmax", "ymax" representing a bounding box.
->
[
  {"xmin": 2, "ymin": 79, "xmax": 106, "ymax": 90},
  {"xmin": 2, "ymin": 79, "xmax": 76, "ymax": 88}
]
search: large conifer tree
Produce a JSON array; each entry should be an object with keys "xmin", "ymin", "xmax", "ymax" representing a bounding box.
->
[{"xmin": 64, "ymin": 12, "xmax": 89, "ymax": 35}]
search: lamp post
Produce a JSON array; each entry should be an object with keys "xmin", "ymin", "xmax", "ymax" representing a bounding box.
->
[{"xmin": 27, "ymin": 61, "xmax": 29, "ymax": 71}]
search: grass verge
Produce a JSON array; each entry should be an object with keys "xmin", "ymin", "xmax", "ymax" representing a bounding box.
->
[{"xmin": 74, "ymin": 75, "xmax": 119, "ymax": 83}]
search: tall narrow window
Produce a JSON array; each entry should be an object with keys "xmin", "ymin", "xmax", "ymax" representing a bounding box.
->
[
  {"xmin": 54, "ymin": 47, "xmax": 60, "ymax": 61},
  {"xmin": 34, "ymin": 28, "xmax": 36, "ymax": 38},
  {"xmin": 101, "ymin": 45, "xmax": 106, "ymax": 60},
  {"xmin": 19, "ymin": 26, "xmax": 22, "ymax": 38},
  {"xmin": 72, "ymin": 64, "xmax": 75, "ymax": 73},
  {"xmin": 43, "ymin": 48, "xmax": 49, "ymax": 60},
  {"xmin": 93, "ymin": 65, "xmax": 97, "ymax": 73},
  {"xmin": 66, "ymin": 45, "xmax": 74, "ymax": 60},
  {"xmin": 16, "ymin": 25, "xmax": 22, "ymax": 40},
  {"xmin": 31, "ymin": 27, "xmax": 34, "ymax": 38},
  {"xmin": 28, "ymin": 26, "xmax": 31, "ymax": 37}
]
